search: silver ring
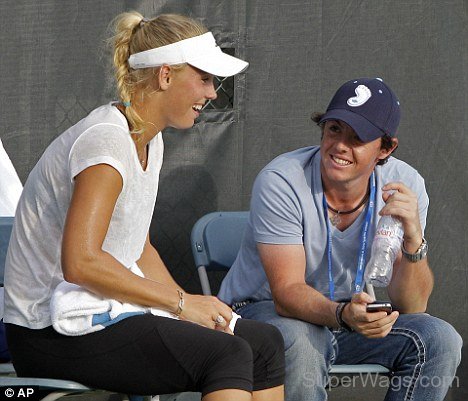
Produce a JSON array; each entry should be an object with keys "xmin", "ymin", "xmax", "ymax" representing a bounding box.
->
[{"xmin": 215, "ymin": 315, "xmax": 225, "ymax": 325}]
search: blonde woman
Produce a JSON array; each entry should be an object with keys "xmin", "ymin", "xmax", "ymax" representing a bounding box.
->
[{"xmin": 4, "ymin": 12, "xmax": 284, "ymax": 401}]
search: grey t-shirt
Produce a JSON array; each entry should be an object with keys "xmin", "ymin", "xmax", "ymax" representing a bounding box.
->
[{"xmin": 218, "ymin": 146, "xmax": 428, "ymax": 304}]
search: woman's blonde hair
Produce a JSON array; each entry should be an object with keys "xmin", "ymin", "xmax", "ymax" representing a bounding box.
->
[{"xmin": 110, "ymin": 11, "xmax": 207, "ymax": 134}]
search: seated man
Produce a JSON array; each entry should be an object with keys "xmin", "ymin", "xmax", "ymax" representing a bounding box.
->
[{"xmin": 219, "ymin": 78, "xmax": 462, "ymax": 401}]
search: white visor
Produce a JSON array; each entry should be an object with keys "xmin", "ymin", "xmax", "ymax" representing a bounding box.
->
[{"xmin": 128, "ymin": 32, "xmax": 248, "ymax": 77}]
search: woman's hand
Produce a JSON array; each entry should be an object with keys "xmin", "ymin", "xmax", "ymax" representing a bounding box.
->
[
  {"xmin": 179, "ymin": 294, "xmax": 234, "ymax": 334},
  {"xmin": 342, "ymin": 292, "xmax": 399, "ymax": 338}
]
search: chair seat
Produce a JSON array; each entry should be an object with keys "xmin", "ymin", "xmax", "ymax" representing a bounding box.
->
[
  {"xmin": 329, "ymin": 364, "xmax": 389, "ymax": 374},
  {"xmin": 0, "ymin": 376, "xmax": 92, "ymax": 391},
  {"xmin": 0, "ymin": 362, "xmax": 15, "ymax": 374}
]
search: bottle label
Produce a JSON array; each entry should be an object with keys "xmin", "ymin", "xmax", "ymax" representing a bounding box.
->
[{"xmin": 375, "ymin": 224, "xmax": 404, "ymax": 240}]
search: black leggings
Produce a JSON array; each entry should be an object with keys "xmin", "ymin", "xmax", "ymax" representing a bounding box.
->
[{"xmin": 6, "ymin": 315, "xmax": 284, "ymax": 396}]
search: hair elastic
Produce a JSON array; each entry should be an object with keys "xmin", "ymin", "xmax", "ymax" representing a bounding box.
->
[
  {"xmin": 122, "ymin": 100, "xmax": 131, "ymax": 107},
  {"xmin": 139, "ymin": 17, "xmax": 149, "ymax": 27}
]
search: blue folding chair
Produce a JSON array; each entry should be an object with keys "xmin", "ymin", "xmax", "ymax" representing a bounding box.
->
[
  {"xmin": 0, "ymin": 216, "xmax": 150, "ymax": 401},
  {"xmin": 190, "ymin": 211, "xmax": 390, "ymax": 377}
]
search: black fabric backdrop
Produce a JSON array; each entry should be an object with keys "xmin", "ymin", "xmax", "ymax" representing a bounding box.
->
[{"xmin": 0, "ymin": 1, "xmax": 466, "ymax": 399}]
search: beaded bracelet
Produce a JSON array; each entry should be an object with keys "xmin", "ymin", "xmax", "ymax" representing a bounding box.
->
[{"xmin": 335, "ymin": 302, "xmax": 353, "ymax": 331}]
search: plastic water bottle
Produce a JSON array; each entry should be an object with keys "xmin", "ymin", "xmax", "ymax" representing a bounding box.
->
[{"xmin": 364, "ymin": 215, "xmax": 404, "ymax": 287}]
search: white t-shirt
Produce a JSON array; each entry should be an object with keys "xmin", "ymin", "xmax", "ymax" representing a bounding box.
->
[
  {"xmin": 4, "ymin": 103, "xmax": 164, "ymax": 329},
  {"xmin": 0, "ymin": 138, "xmax": 23, "ymax": 319},
  {"xmin": 0, "ymin": 137, "xmax": 23, "ymax": 217}
]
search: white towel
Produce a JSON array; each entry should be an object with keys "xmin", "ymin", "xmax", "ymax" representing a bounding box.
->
[
  {"xmin": 51, "ymin": 264, "xmax": 176, "ymax": 336},
  {"xmin": 50, "ymin": 263, "xmax": 240, "ymax": 335}
]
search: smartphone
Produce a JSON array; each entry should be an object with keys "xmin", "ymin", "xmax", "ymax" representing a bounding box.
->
[{"xmin": 366, "ymin": 302, "xmax": 392, "ymax": 314}]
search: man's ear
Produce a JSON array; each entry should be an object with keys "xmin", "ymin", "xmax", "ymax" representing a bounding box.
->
[
  {"xmin": 389, "ymin": 137, "xmax": 399, "ymax": 154},
  {"xmin": 379, "ymin": 137, "xmax": 399, "ymax": 160},
  {"xmin": 158, "ymin": 65, "xmax": 172, "ymax": 90}
]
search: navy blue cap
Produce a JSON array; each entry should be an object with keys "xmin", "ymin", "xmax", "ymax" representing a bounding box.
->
[{"xmin": 319, "ymin": 78, "xmax": 401, "ymax": 142}]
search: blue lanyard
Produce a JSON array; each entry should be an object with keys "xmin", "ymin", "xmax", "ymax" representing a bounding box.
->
[{"xmin": 322, "ymin": 172, "xmax": 376, "ymax": 300}]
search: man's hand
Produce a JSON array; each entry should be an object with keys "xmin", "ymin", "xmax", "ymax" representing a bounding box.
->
[
  {"xmin": 380, "ymin": 182, "xmax": 422, "ymax": 253},
  {"xmin": 380, "ymin": 181, "xmax": 433, "ymax": 312},
  {"xmin": 342, "ymin": 292, "xmax": 399, "ymax": 338}
]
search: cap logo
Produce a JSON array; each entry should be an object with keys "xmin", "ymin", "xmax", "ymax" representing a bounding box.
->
[{"xmin": 347, "ymin": 85, "xmax": 372, "ymax": 107}]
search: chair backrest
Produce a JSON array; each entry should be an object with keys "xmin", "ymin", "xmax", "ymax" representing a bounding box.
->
[
  {"xmin": 0, "ymin": 217, "xmax": 14, "ymax": 285},
  {"xmin": 191, "ymin": 211, "xmax": 249, "ymax": 295},
  {"xmin": 191, "ymin": 211, "xmax": 249, "ymax": 272}
]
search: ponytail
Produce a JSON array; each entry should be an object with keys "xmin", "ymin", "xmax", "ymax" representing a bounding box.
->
[{"xmin": 110, "ymin": 11, "xmax": 146, "ymax": 135}]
